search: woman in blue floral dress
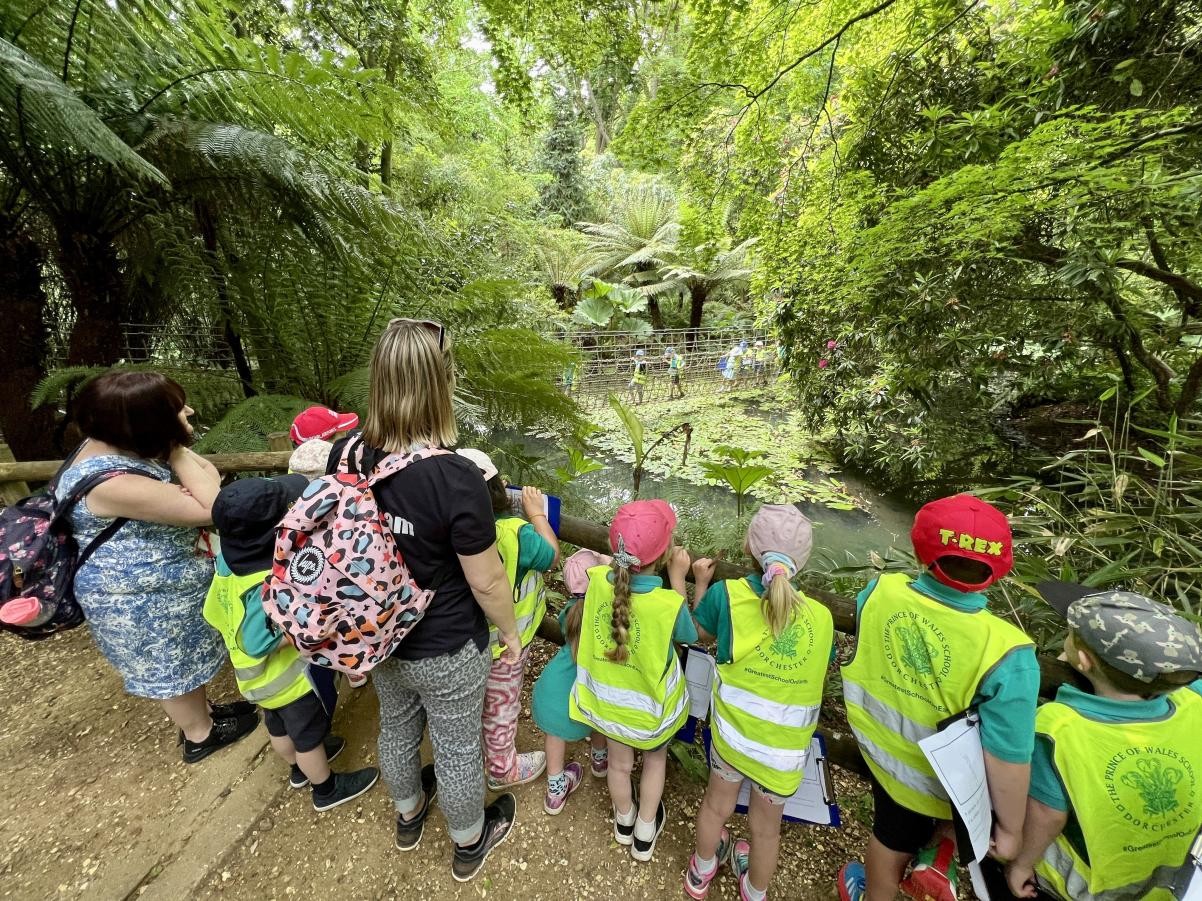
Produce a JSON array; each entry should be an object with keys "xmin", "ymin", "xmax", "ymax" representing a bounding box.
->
[{"xmin": 57, "ymin": 371, "xmax": 259, "ymax": 763}]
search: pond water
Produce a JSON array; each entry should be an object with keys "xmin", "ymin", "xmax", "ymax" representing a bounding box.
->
[{"xmin": 493, "ymin": 430, "xmax": 916, "ymax": 568}]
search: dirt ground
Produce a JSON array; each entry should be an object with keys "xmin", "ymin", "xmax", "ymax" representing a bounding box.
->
[{"xmin": 2, "ymin": 630, "xmax": 881, "ymax": 901}]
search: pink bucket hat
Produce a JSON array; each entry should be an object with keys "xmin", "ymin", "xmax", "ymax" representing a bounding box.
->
[
  {"xmin": 747, "ymin": 504, "xmax": 813, "ymax": 582},
  {"xmin": 608, "ymin": 500, "xmax": 676, "ymax": 571}
]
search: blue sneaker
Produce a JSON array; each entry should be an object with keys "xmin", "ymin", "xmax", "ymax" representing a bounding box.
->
[{"xmin": 839, "ymin": 862, "xmax": 867, "ymax": 901}]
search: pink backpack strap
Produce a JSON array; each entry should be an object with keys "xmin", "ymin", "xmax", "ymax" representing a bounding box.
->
[{"xmin": 367, "ymin": 446, "xmax": 451, "ymax": 485}]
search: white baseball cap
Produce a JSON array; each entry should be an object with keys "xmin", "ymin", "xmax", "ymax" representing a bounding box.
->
[{"xmin": 456, "ymin": 448, "xmax": 499, "ymax": 481}]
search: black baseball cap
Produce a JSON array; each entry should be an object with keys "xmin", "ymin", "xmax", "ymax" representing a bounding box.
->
[{"xmin": 212, "ymin": 474, "xmax": 309, "ymax": 575}]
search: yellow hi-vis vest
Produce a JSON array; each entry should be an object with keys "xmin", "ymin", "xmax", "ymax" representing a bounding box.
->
[
  {"xmin": 489, "ymin": 516, "xmax": 547, "ymax": 660},
  {"xmin": 569, "ymin": 565, "xmax": 689, "ymax": 749},
  {"xmin": 840, "ymin": 572, "xmax": 1033, "ymax": 818},
  {"xmin": 202, "ymin": 562, "xmax": 311, "ymax": 710},
  {"xmin": 1034, "ymin": 688, "xmax": 1202, "ymax": 901},
  {"xmin": 711, "ymin": 578, "xmax": 833, "ymax": 796}
]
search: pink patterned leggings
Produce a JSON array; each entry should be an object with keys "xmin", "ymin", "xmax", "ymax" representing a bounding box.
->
[{"xmin": 482, "ymin": 643, "xmax": 532, "ymax": 779}]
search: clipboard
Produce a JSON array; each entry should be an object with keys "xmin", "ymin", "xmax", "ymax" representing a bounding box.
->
[
  {"xmin": 506, "ymin": 487, "xmax": 561, "ymax": 535},
  {"xmin": 702, "ymin": 728, "xmax": 841, "ymax": 827},
  {"xmin": 675, "ymin": 646, "xmax": 716, "ymax": 744},
  {"xmin": 1173, "ymin": 826, "xmax": 1202, "ymax": 900},
  {"xmin": 918, "ymin": 711, "xmax": 993, "ymax": 899}
]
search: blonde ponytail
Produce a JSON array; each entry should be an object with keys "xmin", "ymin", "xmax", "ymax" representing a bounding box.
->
[
  {"xmin": 606, "ymin": 564, "xmax": 633, "ymax": 663},
  {"xmin": 762, "ymin": 573, "xmax": 803, "ymax": 638}
]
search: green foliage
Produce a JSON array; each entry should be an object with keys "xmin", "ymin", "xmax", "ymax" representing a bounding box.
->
[
  {"xmin": 537, "ymin": 93, "xmax": 592, "ymax": 227},
  {"xmin": 32, "ymin": 366, "xmax": 245, "ymax": 426},
  {"xmin": 555, "ymin": 447, "xmax": 606, "ymax": 483},
  {"xmin": 607, "ymin": 393, "xmax": 646, "ymax": 467},
  {"xmin": 193, "ymin": 395, "xmax": 311, "ymax": 454},
  {"xmin": 699, "ymin": 445, "xmax": 775, "ymax": 516}
]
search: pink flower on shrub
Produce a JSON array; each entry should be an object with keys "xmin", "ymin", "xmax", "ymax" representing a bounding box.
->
[
  {"xmin": 818, "ymin": 358, "xmax": 829, "ymax": 369},
  {"xmin": 826, "ymin": 340, "xmax": 838, "ymax": 350}
]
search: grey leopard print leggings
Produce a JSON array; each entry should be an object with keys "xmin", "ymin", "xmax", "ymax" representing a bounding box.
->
[{"xmin": 373, "ymin": 640, "xmax": 490, "ymax": 844}]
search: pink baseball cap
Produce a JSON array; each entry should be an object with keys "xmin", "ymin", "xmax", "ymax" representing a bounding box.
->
[
  {"xmin": 608, "ymin": 500, "xmax": 677, "ymax": 571},
  {"xmin": 289, "ymin": 406, "xmax": 359, "ymax": 446}
]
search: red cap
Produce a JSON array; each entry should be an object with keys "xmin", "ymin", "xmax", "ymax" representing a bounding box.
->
[
  {"xmin": 609, "ymin": 500, "xmax": 677, "ymax": 571},
  {"xmin": 910, "ymin": 494, "xmax": 1013, "ymax": 591},
  {"xmin": 289, "ymin": 406, "xmax": 359, "ymax": 446}
]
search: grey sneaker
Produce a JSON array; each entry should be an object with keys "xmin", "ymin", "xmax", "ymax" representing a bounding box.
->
[
  {"xmin": 395, "ymin": 764, "xmax": 437, "ymax": 851},
  {"xmin": 451, "ymin": 793, "xmax": 516, "ymax": 882}
]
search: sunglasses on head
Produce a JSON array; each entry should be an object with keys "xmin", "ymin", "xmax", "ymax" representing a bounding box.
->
[{"xmin": 388, "ymin": 317, "xmax": 446, "ymax": 350}]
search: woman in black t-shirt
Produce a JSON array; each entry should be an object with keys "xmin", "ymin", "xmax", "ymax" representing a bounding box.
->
[{"xmin": 333, "ymin": 318, "xmax": 520, "ymax": 883}]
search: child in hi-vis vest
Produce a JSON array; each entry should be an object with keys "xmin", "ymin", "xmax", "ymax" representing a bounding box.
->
[
  {"xmin": 532, "ymin": 549, "xmax": 612, "ymax": 815},
  {"xmin": 1002, "ymin": 585, "xmax": 1202, "ymax": 901},
  {"xmin": 685, "ymin": 505, "xmax": 834, "ymax": 901},
  {"xmin": 205, "ymin": 476, "xmax": 379, "ymax": 811},
  {"xmin": 456, "ymin": 449, "xmax": 559, "ymax": 791},
  {"xmin": 569, "ymin": 500, "xmax": 696, "ymax": 862},
  {"xmin": 838, "ymin": 494, "xmax": 1039, "ymax": 901}
]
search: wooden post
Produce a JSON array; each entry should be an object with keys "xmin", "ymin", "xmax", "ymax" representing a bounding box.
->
[
  {"xmin": 0, "ymin": 444, "xmax": 30, "ymax": 507},
  {"xmin": 267, "ymin": 432, "xmax": 291, "ymax": 452}
]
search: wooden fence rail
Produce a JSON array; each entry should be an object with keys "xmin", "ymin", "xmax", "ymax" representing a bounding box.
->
[{"xmin": 2, "ymin": 450, "xmax": 1079, "ymax": 777}]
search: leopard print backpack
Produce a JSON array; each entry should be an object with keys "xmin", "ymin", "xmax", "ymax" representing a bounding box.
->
[{"xmin": 263, "ymin": 439, "xmax": 449, "ymax": 679}]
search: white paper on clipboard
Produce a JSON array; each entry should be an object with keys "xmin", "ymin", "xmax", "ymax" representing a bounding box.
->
[
  {"xmin": 684, "ymin": 647, "xmax": 716, "ymax": 720},
  {"xmin": 918, "ymin": 714, "xmax": 993, "ymax": 863},
  {"xmin": 732, "ymin": 735, "xmax": 839, "ymax": 826}
]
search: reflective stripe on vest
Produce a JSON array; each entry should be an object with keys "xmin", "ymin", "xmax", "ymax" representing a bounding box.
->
[
  {"xmin": 709, "ymin": 578, "xmax": 833, "ymax": 796},
  {"xmin": 840, "ymin": 572, "xmax": 1032, "ymax": 818},
  {"xmin": 202, "ymin": 564, "xmax": 312, "ymax": 710},
  {"xmin": 568, "ymin": 565, "xmax": 689, "ymax": 750},
  {"xmin": 491, "ymin": 517, "xmax": 547, "ymax": 659},
  {"xmin": 1034, "ymin": 689, "xmax": 1202, "ymax": 901},
  {"xmin": 241, "ymin": 655, "xmax": 311, "ymax": 703}
]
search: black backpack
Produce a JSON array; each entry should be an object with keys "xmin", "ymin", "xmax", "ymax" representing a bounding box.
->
[{"xmin": 0, "ymin": 448, "xmax": 143, "ymax": 640}]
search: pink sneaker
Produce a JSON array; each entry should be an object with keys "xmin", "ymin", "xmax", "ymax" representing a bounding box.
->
[
  {"xmin": 488, "ymin": 750, "xmax": 547, "ymax": 791},
  {"xmin": 543, "ymin": 762, "xmax": 583, "ymax": 815},
  {"xmin": 683, "ymin": 828, "xmax": 731, "ymax": 899},
  {"xmin": 590, "ymin": 747, "xmax": 608, "ymax": 778}
]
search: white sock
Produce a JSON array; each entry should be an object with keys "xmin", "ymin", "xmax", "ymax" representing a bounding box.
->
[
  {"xmin": 693, "ymin": 853, "xmax": 717, "ymax": 875},
  {"xmin": 633, "ymin": 813, "xmax": 658, "ymax": 841},
  {"xmin": 614, "ymin": 805, "xmax": 636, "ymax": 827},
  {"xmin": 741, "ymin": 874, "xmax": 767, "ymax": 901}
]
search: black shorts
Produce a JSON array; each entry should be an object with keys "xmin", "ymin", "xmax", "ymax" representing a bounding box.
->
[
  {"xmin": 870, "ymin": 774, "xmax": 939, "ymax": 854},
  {"xmin": 262, "ymin": 691, "xmax": 330, "ymax": 753}
]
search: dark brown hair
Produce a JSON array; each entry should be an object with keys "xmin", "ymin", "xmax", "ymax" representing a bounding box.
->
[
  {"xmin": 74, "ymin": 371, "xmax": 191, "ymax": 460},
  {"xmin": 487, "ymin": 474, "xmax": 510, "ymax": 516}
]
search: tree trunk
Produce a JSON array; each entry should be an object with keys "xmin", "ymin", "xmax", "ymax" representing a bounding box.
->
[
  {"xmin": 688, "ymin": 283, "xmax": 708, "ymax": 332},
  {"xmin": 0, "ymin": 220, "xmax": 57, "ymax": 459},
  {"xmin": 194, "ymin": 201, "xmax": 256, "ymax": 398},
  {"xmin": 56, "ymin": 229, "xmax": 127, "ymax": 367},
  {"xmin": 645, "ymin": 295, "xmax": 665, "ymax": 331}
]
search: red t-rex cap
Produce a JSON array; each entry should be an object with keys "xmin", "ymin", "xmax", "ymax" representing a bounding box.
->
[{"xmin": 911, "ymin": 494, "xmax": 1013, "ymax": 591}]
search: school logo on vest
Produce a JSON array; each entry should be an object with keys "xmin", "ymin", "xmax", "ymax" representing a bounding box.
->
[
  {"xmin": 288, "ymin": 545, "xmax": 326, "ymax": 586},
  {"xmin": 883, "ymin": 610, "xmax": 952, "ymax": 686},
  {"xmin": 593, "ymin": 601, "xmax": 641, "ymax": 654},
  {"xmin": 754, "ymin": 620, "xmax": 815, "ymax": 674},
  {"xmin": 1105, "ymin": 747, "xmax": 1197, "ymax": 835}
]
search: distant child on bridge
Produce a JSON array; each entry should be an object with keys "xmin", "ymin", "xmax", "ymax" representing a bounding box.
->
[
  {"xmin": 569, "ymin": 500, "xmax": 697, "ymax": 862},
  {"xmin": 664, "ymin": 347, "xmax": 685, "ymax": 400},
  {"xmin": 456, "ymin": 449, "xmax": 559, "ymax": 792},
  {"xmin": 1000, "ymin": 584, "xmax": 1202, "ymax": 901},
  {"xmin": 204, "ymin": 476, "xmax": 379, "ymax": 812},
  {"xmin": 838, "ymin": 494, "xmax": 1039, "ymax": 901},
  {"xmin": 628, "ymin": 349, "xmax": 649, "ymax": 404},
  {"xmin": 685, "ymin": 504, "xmax": 834, "ymax": 901}
]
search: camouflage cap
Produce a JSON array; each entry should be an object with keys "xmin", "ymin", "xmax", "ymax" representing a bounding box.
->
[{"xmin": 1037, "ymin": 581, "xmax": 1202, "ymax": 682}]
